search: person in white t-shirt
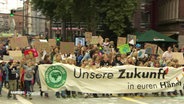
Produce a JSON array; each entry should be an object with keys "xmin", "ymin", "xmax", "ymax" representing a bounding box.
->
[{"xmin": 162, "ymin": 46, "xmax": 173, "ymax": 61}]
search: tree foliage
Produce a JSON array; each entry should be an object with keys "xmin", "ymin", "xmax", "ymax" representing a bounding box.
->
[{"xmin": 31, "ymin": 0, "xmax": 138, "ymax": 36}]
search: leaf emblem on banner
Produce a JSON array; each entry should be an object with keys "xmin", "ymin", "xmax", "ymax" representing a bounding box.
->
[{"xmin": 165, "ymin": 68, "xmax": 169, "ymax": 74}]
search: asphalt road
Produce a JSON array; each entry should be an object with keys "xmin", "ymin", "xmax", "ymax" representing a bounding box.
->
[{"xmin": 1, "ymin": 86, "xmax": 184, "ymax": 104}]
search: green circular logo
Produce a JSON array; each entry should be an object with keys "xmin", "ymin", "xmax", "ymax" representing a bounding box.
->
[{"xmin": 45, "ymin": 65, "xmax": 67, "ymax": 88}]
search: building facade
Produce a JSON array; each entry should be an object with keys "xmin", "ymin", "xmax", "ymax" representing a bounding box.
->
[
  {"xmin": 133, "ymin": 0, "xmax": 184, "ymax": 48},
  {"xmin": 133, "ymin": 0, "xmax": 152, "ymax": 32},
  {"xmin": 0, "ymin": 13, "xmax": 10, "ymax": 33},
  {"xmin": 24, "ymin": 0, "xmax": 47, "ymax": 36},
  {"xmin": 151, "ymin": 0, "xmax": 184, "ymax": 48},
  {"xmin": 13, "ymin": 8, "xmax": 23, "ymax": 35}
]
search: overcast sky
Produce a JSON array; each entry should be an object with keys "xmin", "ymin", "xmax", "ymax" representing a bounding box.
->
[{"xmin": 0, "ymin": 0, "xmax": 23, "ymax": 13}]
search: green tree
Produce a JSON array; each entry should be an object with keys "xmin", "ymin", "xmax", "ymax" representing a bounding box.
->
[
  {"xmin": 97, "ymin": 0, "xmax": 137, "ymax": 36},
  {"xmin": 31, "ymin": 0, "xmax": 138, "ymax": 37}
]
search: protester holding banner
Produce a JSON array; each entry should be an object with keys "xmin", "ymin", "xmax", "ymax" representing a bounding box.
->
[
  {"xmin": 7, "ymin": 60, "xmax": 19, "ymax": 100},
  {"xmin": 22, "ymin": 60, "xmax": 35, "ymax": 100},
  {"xmin": 39, "ymin": 54, "xmax": 52, "ymax": 98},
  {"xmin": 52, "ymin": 53, "xmax": 68, "ymax": 98},
  {"xmin": 100, "ymin": 54, "xmax": 111, "ymax": 67},
  {"xmin": 112, "ymin": 54, "xmax": 124, "ymax": 66}
]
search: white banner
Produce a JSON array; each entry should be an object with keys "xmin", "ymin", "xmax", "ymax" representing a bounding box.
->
[{"xmin": 39, "ymin": 63, "xmax": 184, "ymax": 93}]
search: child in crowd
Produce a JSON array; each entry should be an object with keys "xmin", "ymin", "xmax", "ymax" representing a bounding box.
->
[{"xmin": 100, "ymin": 54, "xmax": 111, "ymax": 67}]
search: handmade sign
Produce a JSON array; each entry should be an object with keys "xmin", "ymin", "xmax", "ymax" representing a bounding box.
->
[
  {"xmin": 172, "ymin": 52, "xmax": 184, "ymax": 65},
  {"xmin": 144, "ymin": 43, "xmax": 157, "ymax": 54},
  {"xmin": 84, "ymin": 32, "xmax": 92, "ymax": 43},
  {"xmin": 48, "ymin": 39, "xmax": 56, "ymax": 47},
  {"xmin": 138, "ymin": 49, "xmax": 146, "ymax": 58},
  {"xmin": 127, "ymin": 35, "xmax": 136, "ymax": 45},
  {"xmin": 157, "ymin": 46, "xmax": 164, "ymax": 56},
  {"xmin": 9, "ymin": 36, "xmax": 29, "ymax": 49},
  {"xmin": 33, "ymin": 40, "xmax": 51, "ymax": 53},
  {"xmin": 60, "ymin": 42, "xmax": 75, "ymax": 54},
  {"xmin": 118, "ymin": 44, "xmax": 131, "ymax": 54},
  {"xmin": 3, "ymin": 55, "xmax": 12, "ymax": 62},
  {"xmin": 24, "ymin": 49, "xmax": 38, "ymax": 58},
  {"xmin": 9, "ymin": 51, "xmax": 23, "ymax": 61},
  {"xmin": 117, "ymin": 37, "xmax": 126, "ymax": 47}
]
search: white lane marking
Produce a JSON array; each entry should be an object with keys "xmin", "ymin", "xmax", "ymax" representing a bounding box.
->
[
  {"xmin": 122, "ymin": 97, "xmax": 149, "ymax": 104},
  {"xmin": 2, "ymin": 88, "xmax": 33, "ymax": 104}
]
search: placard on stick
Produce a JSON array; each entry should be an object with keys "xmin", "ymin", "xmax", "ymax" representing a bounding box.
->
[
  {"xmin": 48, "ymin": 39, "xmax": 56, "ymax": 47},
  {"xmin": 9, "ymin": 51, "xmax": 23, "ymax": 61},
  {"xmin": 60, "ymin": 42, "xmax": 75, "ymax": 54},
  {"xmin": 85, "ymin": 32, "xmax": 92, "ymax": 43},
  {"xmin": 127, "ymin": 35, "xmax": 136, "ymax": 44},
  {"xmin": 172, "ymin": 52, "xmax": 184, "ymax": 65},
  {"xmin": 9, "ymin": 36, "xmax": 29, "ymax": 49},
  {"xmin": 144, "ymin": 43, "xmax": 157, "ymax": 54},
  {"xmin": 3, "ymin": 55, "xmax": 12, "ymax": 62},
  {"xmin": 117, "ymin": 37, "xmax": 126, "ymax": 47},
  {"xmin": 90, "ymin": 36, "xmax": 103, "ymax": 45},
  {"xmin": 32, "ymin": 40, "xmax": 51, "ymax": 53}
]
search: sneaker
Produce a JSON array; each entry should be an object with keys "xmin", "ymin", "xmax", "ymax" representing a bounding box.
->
[
  {"xmin": 7, "ymin": 94, "xmax": 11, "ymax": 99},
  {"xmin": 29, "ymin": 95, "xmax": 32, "ymax": 100},
  {"xmin": 83, "ymin": 94, "xmax": 89, "ymax": 98},
  {"xmin": 40, "ymin": 91, "xmax": 43, "ymax": 97},
  {"xmin": 56, "ymin": 95, "xmax": 60, "ymax": 98},
  {"xmin": 45, "ymin": 93, "xmax": 49, "ymax": 98},
  {"xmin": 13, "ymin": 96, "xmax": 17, "ymax": 100}
]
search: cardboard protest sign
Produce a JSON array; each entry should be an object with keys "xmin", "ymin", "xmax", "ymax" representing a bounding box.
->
[
  {"xmin": 157, "ymin": 46, "xmax": 164, "ymax": 56},
  {"xmin": 60, "ymin": 42, "xmax": 75, "ymax": 54},
  {"xmin": 48, "ymin": 39, "xmax": 56, "ymax": 47},
  {"xmin": 127, "ymin": 35, "xmax": 136, "ymax": 45},
  {"xmin": 3, "ymin": 55, "xmax": 12, "ymax": 62},
  {"xmin": 9, "ymin": 51, "xmax": 23, "ymax": 61},
  {"xmin": 144, "ymin": 43, "xmax": 157, "ymax": 54},
  {"xmin": 9, "ymin": 36, "xmax": 29, "ymax": 49},
  {"xmin": 85, "ymin": 32, "xmax": 92, "ymax": 43},
  {"xmin": 24, "ymin": 49, "xmax": 38, "ymax": 58},
  {"xmin": 32, "ymin": 40, "xmax": 51, "ymax": 53},
  {"xmin": 90, "ymin": 36, "xmax": 103, "ymax": 45},
  {"xmin": 138, "ymin": 49, "xmax": 146, "ymax": 58},
  {"xmin": 90, "ymin": 36, "xmax": 99, "ymax": 45},
  {"xmin": 117, "ymin": 37, "xmax": 126, "ymax": 47},
  {"xmin": 172, "ymin": 52, "xmax": 184, "ymax": 65},
  {"xmin": 99, "ymin": 36, "xmax": 104, "ymax": 45},
  {"xmin": 118, "ymin": 44, "xmax": 131, "ymax": 54}
]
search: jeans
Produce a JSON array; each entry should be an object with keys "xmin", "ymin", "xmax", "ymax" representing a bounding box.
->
[
  {"xmin": 0, "ymin": 81, "xmax": 2, "ymax": 95},
  {"xmin": 24, "ymin": 80, "xmax": 32, "ymax": 95}
]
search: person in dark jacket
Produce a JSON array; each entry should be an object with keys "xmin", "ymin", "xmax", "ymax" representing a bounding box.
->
[
  {"xmin": 7, "ymin": 60, "xmax": 19, "ymax": 100},
  {"xmin": 112, "ymin": 54, "xmax": 124, "ymax": 66}
]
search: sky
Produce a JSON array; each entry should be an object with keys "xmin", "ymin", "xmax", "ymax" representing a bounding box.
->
[{"xmin": 0, "ymin": 0, "xmax": 23, "ymax": 13}]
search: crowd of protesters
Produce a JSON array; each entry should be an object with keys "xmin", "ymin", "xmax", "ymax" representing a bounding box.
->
[{"xmin": 0, "ymin": 37, "xmax": 184, "ymax": 99}]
